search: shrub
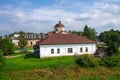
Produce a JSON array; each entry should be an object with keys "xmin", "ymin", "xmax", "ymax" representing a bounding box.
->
[
  {"xmin": 0, "ymin": 50, "xmax": 6, "ymax": 70},
  {"xmin": 0, "ymin": 37, "xmax": 15, "ymax": 55},
  {"xmin": 76, "ymin": 54, "xmax": 99, "ymax": 67},
  {"xmin": 0, "ymin": 50, "xmax": 6, "ymax": 78},
  {"xmin": 101, "ymin": 55, "xmax": 120, "ymax": 67}
]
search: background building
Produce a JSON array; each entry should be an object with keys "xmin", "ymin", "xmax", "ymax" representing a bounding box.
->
[{"xmin": 11, "ymin": 32, "xmax": 47, "ymax": 47}]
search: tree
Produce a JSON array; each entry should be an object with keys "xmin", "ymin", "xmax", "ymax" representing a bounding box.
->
[
  {"xmin": 18, "ymin": 31, "xmax": 27, "ymax": 49},
  {"xmin": 0, "ymin": 36, "xmax": 2, "ymax": 40},
  {"xmin": 0, "ymin": 50, "xmax": 5, "ymax": 76},
  {"xmin": 0, "ymin": 37, "xmax": 15, "ymax": 55},
  {"xmin": 69, "ymin": 30, "xmax": 83, "ymax": 36},
  {"xmin": 83, "ymin": 25, "xmax": 97, "ymax": 41},
  {"xmin": 83, "ymin": 25, "xmax": 90, "ymax": 37},
  {"xmin": 0, "ymin": 50, "xmax": 7, "ymax": 79},
  {"xmin": 99, "ymin": 29, "xmax": 120, "ymax": 55}
]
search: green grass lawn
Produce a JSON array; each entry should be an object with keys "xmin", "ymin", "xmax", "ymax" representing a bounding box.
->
[
  {"xmin": 27, "ymin": 46, "xmax": 33, "ymax": 50},
  {"xmin": 6, "ymin": 53, "xmax": 76, "ymax": 70},
  {"xmin": 6, "ymin": 53, "xmax": 120, "ymax": 80}
]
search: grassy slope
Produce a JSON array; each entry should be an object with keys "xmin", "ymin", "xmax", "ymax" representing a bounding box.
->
[
  {"xmin": 6, "ymin": 53, "xmax": 120, "ymax": 80},
  {"xmin": 6, "ymin": 53, "xmax": 76, "ymax": 70}
]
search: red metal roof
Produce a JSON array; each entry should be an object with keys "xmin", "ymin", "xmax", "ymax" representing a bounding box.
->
[
  {"xmin": 48, "ymin": 31, "xmax": 55, "ymax": 36},
  {"xmin": 39, "ymin": 33, "xmax": 95, "ymax": 45}
]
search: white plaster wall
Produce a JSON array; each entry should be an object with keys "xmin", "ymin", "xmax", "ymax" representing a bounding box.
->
[
  {"xmin": 27, "ymin": 40, "xmax": 39, "ymax": 46},
  {"xmin": 39, "ymin": 44, "xmax": 96, "ymax": 58},
  {"xmin": 55, "ymin": 27, "xmax": 65, "ymax": 31},
  {"xmin": 12, "ymin": 40, "xmax": 19, "ymax": 46},
  {"xmin": 14, "ymin": 34, "xmax": 20, "ymax": 38},
  {"xmin": 12, "ymin": 39, "xmax": 39, "ymax": 47}
]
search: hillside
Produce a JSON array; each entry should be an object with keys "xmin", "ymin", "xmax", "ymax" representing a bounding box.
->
[{"xmin": 4, "ymin": 53, "xmax": 120, "ymax": 80}]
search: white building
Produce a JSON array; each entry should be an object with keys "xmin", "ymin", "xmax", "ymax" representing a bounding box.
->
[
  {"xmin": 39, "ymin": 21, "xmax": 96, "ymax": 58},
  {"xmin": 11, "ymin": 32, "xmax": 46, "ymax": 47}
]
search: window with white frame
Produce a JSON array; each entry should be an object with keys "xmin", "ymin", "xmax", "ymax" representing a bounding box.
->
[
  {"xmin": 85, "ymin": 47, "xmax": 88, "ymax": 52},
  {"xmin": 80, "ymin": 47, "xmax": 83, "ymax": 52},
  {"xmin": 57, "ymin": 48, "xmax": 60, "ymax": 54},
  {"xmin": 68, "ymin": 48, "xmax": 73, "ymax": 53},
  {"xmin": 51, "ymin": 49, "xmax": 54, "ymax": 54}
]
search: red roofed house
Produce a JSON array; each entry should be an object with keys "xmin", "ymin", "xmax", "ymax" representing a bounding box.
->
[{"xmin": 39, "ymin": 21, "xmax": 96, "ymax": 58}]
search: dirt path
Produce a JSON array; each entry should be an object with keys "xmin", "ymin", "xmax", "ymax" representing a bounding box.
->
[{"xmin": 5, "ymin": 54, "xmax": 25, "ymax": 58}]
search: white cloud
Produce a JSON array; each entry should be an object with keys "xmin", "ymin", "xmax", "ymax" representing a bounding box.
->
[{"xmin": 0, "ymin": 0, "xmax": 120, "ymax": 35}]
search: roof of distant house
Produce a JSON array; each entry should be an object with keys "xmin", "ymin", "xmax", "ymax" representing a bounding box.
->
[
  {"xmin": 39, "ymin": 33, "xmax": 95, "ymax": 45},
  {"xmin": 47, "ymin": 31, "xmax": 55, "ymax": 36},
  {"xmin": 11, "ymin": 33, "xmax": 47, "ymax": 40}
]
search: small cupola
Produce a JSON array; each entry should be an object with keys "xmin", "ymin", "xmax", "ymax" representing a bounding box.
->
[{"xmin": 54, "ymin": 21, "xmax": 65, "ymax": 31}]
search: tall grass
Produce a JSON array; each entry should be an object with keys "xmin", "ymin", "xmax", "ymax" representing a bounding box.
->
[
  {"xmin": 0, "ymin": 71, "xmax": 12, "ymax": 80},
  {"xmin": 8, "ymin": 66, "xmax": 120, "ymax": 80}
]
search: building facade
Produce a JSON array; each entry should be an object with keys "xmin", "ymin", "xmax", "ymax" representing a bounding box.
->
[
  {"xmin": 11, "ymin": 32, "xmax": 47, "ymax": 47},
  {"xmin": 39, "ymin": 21, "xmax": 96, "ymax": 58},
  {"xmin": 40, "ymin": 44, "xmax": 96, "ymax": 57}
]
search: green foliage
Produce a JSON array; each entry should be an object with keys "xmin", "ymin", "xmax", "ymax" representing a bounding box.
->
[
  {"xmin": 83, "ymin": 25, "xmax": 90, "ymax": 37},
  {"xmin": 76, "ymin": 54, "xmax": 99, "ymax": 67},
  {"xmin": 0, "ymin": 50, "xmax": 5, "ymax": 71},
  {"xmin": 69, "ymin": 25, "xmax": 97, "ymax": 41},
  {"xmin": 0, "ymin": 37, "xmax": 15, "ymax": 55},
  {"xmin": 76, "ymin": 54, "xmax": 120, "ymax": 68},
  {"xmin": 0, "ymin": 71, "xmax": 12, "ymax": 80},
  {"xmin": 100, "ymin": 55, "xmax": 120, "ymax": 67},
  {"xmin": 0, "ymin": 50, "xmax": 6, "ymax": 78},
  {"xmin": 26, "ymin": 46, "xmax": 33, "ymax": 50},
  {"xmin": 69, "ymin": 30, "xmax": 84, "ymax": 36},
  {"xmin": 18, "ymin": 31, "xmax": 27, "ymax": 49},
  {"xmin": 99, "ymin": 29, "xmax": 120, "ymax": 55},
  {"xmin": 108, "ymin": 42, "xmax": 119, "ymax": 55},
  {"xmin": 83, "ymin": 25, "xmax": 97, "ymax": 41},
  {"xmin": 0, "ymin": 36, "xmax": 2, "ymax": 39}
]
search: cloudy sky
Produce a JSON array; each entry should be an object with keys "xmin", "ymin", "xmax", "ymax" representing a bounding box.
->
[{"xmin": 0, "ymin": 0, "xmax": 120, "ymax": 35}]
